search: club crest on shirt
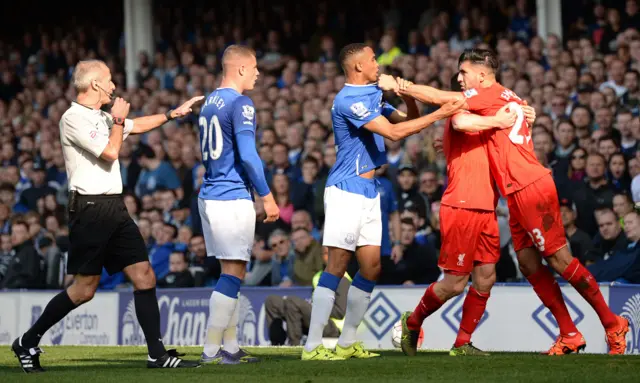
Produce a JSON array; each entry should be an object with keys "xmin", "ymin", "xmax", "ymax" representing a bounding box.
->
[
  {"xmin": 463, "ymin": 89, "xmax": 478, "ymax": 98},
  {"xmin": 242, "ymin": 105, "xmax": 255, "ymax": 120},
  {"xmin": 350, "ymin": 101, "xmax": 370, "ymax": 119}
]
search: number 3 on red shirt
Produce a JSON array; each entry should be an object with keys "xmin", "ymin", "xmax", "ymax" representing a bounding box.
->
[{"xmin": 506, "ymin": 102, "xmax": 531, "ymax": 145}]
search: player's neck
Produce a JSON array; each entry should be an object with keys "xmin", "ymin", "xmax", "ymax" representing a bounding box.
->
[
  {"xmin": 219, "ymin": 78, "xmax": 244, "ymax": 94},
  {"xmin": 345, "ymin": 74, "xmax": 370, "ymax": 86},
  {"xmin": 479, "ymin": 78, "xmax": 497, "ymax": 88}
]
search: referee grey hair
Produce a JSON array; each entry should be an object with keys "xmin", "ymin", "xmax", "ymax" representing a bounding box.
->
[{"xmin": 72, "ymin": 60, "xmax": 107, "ymax": 92}]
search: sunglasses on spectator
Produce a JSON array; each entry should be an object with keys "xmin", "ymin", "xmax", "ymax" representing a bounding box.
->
[{"xmin": 270, "ymin": 239, "xmax": 286, "ymax": 249}]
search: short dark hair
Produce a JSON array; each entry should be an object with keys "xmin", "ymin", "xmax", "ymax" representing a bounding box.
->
[
  {"xmin": 302, "ymin": 156, "xmax": 319, "ymax": 168},
  {"xmin": 171, "ymin": 251, "xmax": 189, "ymax": 263},
  {"xmin": 400, "ymin": 217, "xmax": 416, "ymax": 228},
  {"xmin": 339, "ymin": 43, "xmax": 369, "ymax": 72},
  {"xmin": 458, "ymin": 48, "xmax": 500, "ymax": 74},
  {"xmin": 626, "ymin": 69, "xmax": 640, "ymax": 79},
  {"xmin": 614, "ymin": 191, "xmax": 633, "ymax": 204},
  {"xmin": 598, "ymin": 135, "xmax": 620, "ymax": 148}
]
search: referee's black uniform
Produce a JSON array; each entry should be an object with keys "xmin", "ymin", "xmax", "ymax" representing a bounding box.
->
[{"xmin": 60, "ymin": 102, "xmax": 147, "ymax": 275}]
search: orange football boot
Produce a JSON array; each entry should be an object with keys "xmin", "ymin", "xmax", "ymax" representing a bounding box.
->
[
  {"xmin": 545, "ymin": 332, "xmax": 587, "ymax": 355},
  {"xmin": 606, "ymin": 316, "xmax": 630, "ymax": 355}
]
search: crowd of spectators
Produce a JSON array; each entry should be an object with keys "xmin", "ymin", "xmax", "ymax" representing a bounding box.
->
[{"xmin": 1, "ymin": 0, "xmax": 640, "ymax": 290}]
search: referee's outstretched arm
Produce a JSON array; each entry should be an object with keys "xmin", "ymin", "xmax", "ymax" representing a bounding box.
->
[{"xmin": 129, "ymin": 95, "xmax": 204, "ymax": 135}]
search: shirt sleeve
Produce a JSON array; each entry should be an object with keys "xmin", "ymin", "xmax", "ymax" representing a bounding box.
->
[
  {"xmin": 232, "ymin": 96, "xmax": 256, "ymax": 134},
  {"xmin": 61, "ymin": 113, "xmax": 109, "ymax": 158},
  {"xmin": 381, "ymin": 102, "xmax": 397, "ymax": 118},
  {"xmin": 461, "ymin": 88, "xmax": 492, "ymax": 113},
  {"xmin": 123, "ymin": 119, "xmax": 134, "ymax": 140},
  {"xmin": 236, "ymin": 130, "xmax": 271, "ymax": 197},
  {"xmin": 341, "ymin": 97, "xmax": 383, "ymax": 129}
]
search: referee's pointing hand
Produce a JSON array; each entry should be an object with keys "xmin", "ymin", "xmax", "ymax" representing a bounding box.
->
[{"xmin": 172, "ymin": 96, "xmax": 205, "ymax": 118}]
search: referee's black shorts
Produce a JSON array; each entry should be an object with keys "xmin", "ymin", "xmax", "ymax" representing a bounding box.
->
[{"xmin": 67, "ymin": 194, "xmax": 148, "ymax": 276}]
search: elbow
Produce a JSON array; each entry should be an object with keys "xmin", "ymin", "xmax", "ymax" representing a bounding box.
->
[
  {"xmin": 100, "ymin": 147, "xmax": 118, "ymax": 162},
  {"xmin": 386, "ymin": 130, "xmax": 402, "ymax": 141}
]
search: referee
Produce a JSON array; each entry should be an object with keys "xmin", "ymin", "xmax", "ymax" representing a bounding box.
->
[{"xmin": 12, "ymin": 60, "xmax": 202, "ymax": 372}]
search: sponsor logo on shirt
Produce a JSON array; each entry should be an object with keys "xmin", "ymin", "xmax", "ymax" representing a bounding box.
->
[
  {"xmin": 350, "ymin": 102, "xmax": 371, "ymax": 119},
  {"xmin": 242, "ymin": 105, "xmax": 255, "ymax": 121},
  {"xmin": 463, "ymin": 89, "xmax": 478, "ymax": 98}
]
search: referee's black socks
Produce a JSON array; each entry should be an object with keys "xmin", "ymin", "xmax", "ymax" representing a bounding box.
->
[
  {"xmin": 23, "ymin": 290, "xmax": 77, "ymax": 347},
  {"xmin": 134, "ymin": 287, "xmax": 167, "ymax": 359}
]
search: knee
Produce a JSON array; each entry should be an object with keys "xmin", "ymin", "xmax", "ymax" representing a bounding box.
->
[
  {"xmin": 360, "ymin": 259, "xmax": 381, "ymax": 282},
  {"xmin": 546, "ymin": 249, "xmax": 573, "ymax": 274},
  {"xmin": 473, "ymin": 273, "xmax": 496, "ymax": 293},
  {"xmin": 324, "ymin": 248, "xmax": 352, "ymax": 276},
  {"xmin": 517, "ymin": 251, "xmax": 541, "ymax": 276},
  {"xmin": 438, "ymin": 277, "xmax": 467, "ymax": 299},
  {"xmin": 68, "ymin": 283, "xmax": 97, "ymax": 305},
  {"xmin": 130, "ymin": 263, "xmax": 156, "ymax": 290}
]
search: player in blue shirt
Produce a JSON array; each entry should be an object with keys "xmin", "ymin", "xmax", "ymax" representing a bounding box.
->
[
  {"xmin": 197, "ymin": 45, "xmax": 279, "ymax": 365},
  {"xmin": 301, "ymin": 43, "xmax": 463, "ymax": 361}
]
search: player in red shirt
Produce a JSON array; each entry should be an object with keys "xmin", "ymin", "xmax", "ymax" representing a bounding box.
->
[
  {"xmin": 395, "ymin": 75, "xmax": 533, "ymax": 356},
  {"xmin": 381, "ymin": 48, "xmax": 629, "ymax": 355}
]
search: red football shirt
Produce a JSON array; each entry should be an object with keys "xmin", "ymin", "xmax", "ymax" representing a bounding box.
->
[
  {"xmin": 461, "ymin": 83, "xmax": 550, "ymax": 195},
  {"xmin": 441, "ymin": 117, "xmax": 498, "ymax": 211}
]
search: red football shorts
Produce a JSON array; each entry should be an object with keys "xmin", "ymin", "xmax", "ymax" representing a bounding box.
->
[
  {"xmin": 507, "ymin": 174, "xmax": 568, "ymax": 257},
  {"xmin": 439, "ymin": 205, "xmax": 500, "ymax": 275}
]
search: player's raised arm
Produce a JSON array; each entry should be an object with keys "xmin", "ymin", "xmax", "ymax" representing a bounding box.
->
[
  {"xmin": 451, "ymin": 104, "xmax": 517, "ymax": 132},
  {"xmin": 232, "ymin": 97, "xmax": 279, "ymax": 222},
  {"xmin": 379, "ymin": 74, "xmax": 465, "ymax": 107},
  {"xmin": 362, "ymin": 99, "xmax": 464, "ymax": 141}
]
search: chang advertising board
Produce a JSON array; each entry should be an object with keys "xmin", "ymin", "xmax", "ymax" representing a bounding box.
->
[{"xmin": 118, "ymin": 287, "xmax": 311, "ymax": 346}]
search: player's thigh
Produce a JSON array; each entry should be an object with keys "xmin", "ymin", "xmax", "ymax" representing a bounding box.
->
[
  {"xmin": 509, "ymin": 175, "xmax": 567, "ymax": 256},
  {"xmin": 506, "ymin": 196, "xmax": 535, "ymax": 254},
  {"xmin": 357, "ymin": 193, "xmax": 382, "ymax": 248},
  {"xmin": 105, "ymin": 215, "xmax": 149, "ymax": 276},
  {"xmin": 67, "ymin": 201, "xmax": 115, "ymax": 276},
  {"xmin": 199, "ymin": 198, "xmax": 255, "ymax": 261},
  {"xmin": 322, "ymin": 186, "xmax": 365, "ymax": 251},
  {"xmin": 475, "ymin": 212, "xmax": 501, "ymax": 265},
  {"xmin": 438, "ymin": 206, "xmax": 482, "ymax": 275}
]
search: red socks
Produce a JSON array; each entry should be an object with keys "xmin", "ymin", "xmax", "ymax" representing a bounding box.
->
[
  {"xmin": 407, "ymin": 284, "xmax": 444, "ymax": 331},
  {"xmin": 561, "ymin": 258, "xmax": 618, "ymax": 329},
  {"xmin": 527, "ymin": 267, "xmax": 579, "ymax": 336},
  {"xmin": 454, "ymin": 287, "xmax": 489, "ymax": 347}
]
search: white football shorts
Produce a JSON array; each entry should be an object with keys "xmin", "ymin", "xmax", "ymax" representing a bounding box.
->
[
  {"xmin": 322, "ymin": 182, "xmax": 382, "ymax": 252},
  {"xmin": 198, "ymin": 198, "xmax": 255, "ymax": 261}
]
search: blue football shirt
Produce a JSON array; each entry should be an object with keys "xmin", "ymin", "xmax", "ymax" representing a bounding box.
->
[
  {"xmin": 327, "ymin": 84, "xmax": 396, "ymax": 196},
  {"xmin": 198, "ymin": 88, "xmax": 257, "ymax": 201}
]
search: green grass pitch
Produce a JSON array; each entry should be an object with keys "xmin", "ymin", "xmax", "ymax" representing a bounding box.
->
[{"xmin": 1, "ymin": 346, "xmax": 640, "ymax": 382}]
